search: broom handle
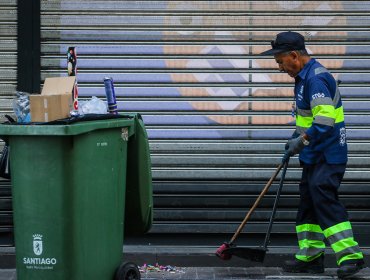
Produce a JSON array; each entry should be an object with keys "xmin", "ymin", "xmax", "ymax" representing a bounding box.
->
[
  {"xmin": 229, "ymin": 162, "xmax": 284, "ymax": 244},
  {"xmin": 262, "ymin": 159, "xmax": 289, "ymax": 249}
]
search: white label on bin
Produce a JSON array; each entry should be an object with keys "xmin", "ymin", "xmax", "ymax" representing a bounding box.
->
[
  {"xmin": 33, "ymin": 234, "xmax": 43, "ymax": 255},
  {"xmin": 23, "ymin": 233, "xmax": 58, "ymax": 270},
  {"xmin": 121, "ymin": 128, "xmax": 128, "ymax": 141},
  {"xmin": 97, "ymin": 142, "xmax": 108, "ymax": 147}
]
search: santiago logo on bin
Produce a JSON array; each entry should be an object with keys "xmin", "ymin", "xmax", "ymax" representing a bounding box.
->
[
  {"xmin": 33, "ymin": 234, "xmax": 43, "ymax": 255},
  {"xmin": 23, "ymin": 233, "xmax": 57, "ymax": 269}
]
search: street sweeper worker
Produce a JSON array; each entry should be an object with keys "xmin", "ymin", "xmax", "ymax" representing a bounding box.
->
[{"xmin": 261, "ymin": 31, "xmax": 364, "ymax": 279}]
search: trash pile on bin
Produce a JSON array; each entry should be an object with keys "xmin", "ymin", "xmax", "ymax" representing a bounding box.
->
[
  {"xmin": 12, "ymin": 47, "xmax": 119, "ymax": 124},
  {"xmin": 13, "ymin": 76, "xmax": 118, "ymax": 123}
]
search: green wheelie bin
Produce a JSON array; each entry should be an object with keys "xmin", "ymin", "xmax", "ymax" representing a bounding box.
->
[
  {"xmin": 0, "ymin": 115, "xmax": 145, "ymax": 280},
  {"xmin": 125, "ymin": 114, "xmax": 153, "ymax": 236}
]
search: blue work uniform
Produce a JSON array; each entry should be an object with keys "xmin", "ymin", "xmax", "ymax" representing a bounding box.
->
[
  {"xmin": 294, "ymin": 58, "xmax": 347, "ymax": 164},
  {"xmin": 292, "ymin": 59, "xmax": 363, "ymax": 266}
]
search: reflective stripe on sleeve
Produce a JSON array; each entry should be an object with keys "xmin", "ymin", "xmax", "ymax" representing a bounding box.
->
[
  {"xmin": 314, "ymin": 67, "xmax": 329, "ymax": 75},
  {"xmin": 310, "ymin": 97, "xmax": 334, "ymax": 108},
  {"xmin": 312, "ymin": 104, "xmax": 335, "ymax": 119},
  {"xmin": 335, "ymin": 106, "xmax": 345, "ymax": 123},
  {"xmin": 297, "ymin": 108, "xmax": 312, "ymax": 117},
  {"xmin": 296, "ymin": 115, "xmax": 312, "ymax": 128},
  {"xmin": 313, "ymin": 115, "xmax": 335, "ymax": 127}
]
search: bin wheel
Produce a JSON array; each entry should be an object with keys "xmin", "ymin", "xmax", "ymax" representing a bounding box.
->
[{"xmin": 115, "ymin": 261, "xmax": 141, "ymax": 280}]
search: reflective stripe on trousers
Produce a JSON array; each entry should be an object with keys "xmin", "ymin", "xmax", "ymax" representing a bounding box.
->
[
  {"xmin": 295, "ymin": 222, "xmax": 363, "ymax": 265},
  {"xmin": 295, "ymin": 163, "xmax": 363, "ymax": 265}
]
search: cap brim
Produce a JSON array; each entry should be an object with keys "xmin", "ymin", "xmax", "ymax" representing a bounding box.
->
[{"xmin": 260, "ymin": 48, "xmax": 286, "ymax": 55}]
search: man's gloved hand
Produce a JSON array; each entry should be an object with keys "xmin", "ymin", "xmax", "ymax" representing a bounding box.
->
[{"xmin": 282, "ymin": 135, "xmax": 306, "ymax": 163}]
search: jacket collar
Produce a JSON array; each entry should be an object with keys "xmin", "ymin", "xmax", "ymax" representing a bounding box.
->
[{"xmin": 296, "ymin": 58, "xmax": 315, "ymax": 81}]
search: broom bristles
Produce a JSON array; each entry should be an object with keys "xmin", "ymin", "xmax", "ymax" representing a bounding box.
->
[{"xmin": 215, "ymin": 242, "xmax": 232, "ymax": 260}]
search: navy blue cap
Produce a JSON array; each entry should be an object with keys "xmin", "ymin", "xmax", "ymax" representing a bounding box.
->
[{"xmin": 261, "ymin": 31, "xmax": 306, "ymax": 55}]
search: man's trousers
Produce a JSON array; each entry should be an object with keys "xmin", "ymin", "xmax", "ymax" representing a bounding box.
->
[{"xmin": 295, "ymin": 161, "xmax": 363, "ymax": 265}]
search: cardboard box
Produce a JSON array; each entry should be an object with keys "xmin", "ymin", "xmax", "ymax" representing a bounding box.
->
[{"xmin": 30, "ymin": 77, "xmax": 75, "ymax": 122}]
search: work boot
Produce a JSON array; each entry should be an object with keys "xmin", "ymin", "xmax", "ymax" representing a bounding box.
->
[
  {"xmin": 283, "ymin": 254, "xmax": 324, "ymax": 274},
  {"xmin": 337, "ymin": 259, "xmax": 365, "ymax": 279}
]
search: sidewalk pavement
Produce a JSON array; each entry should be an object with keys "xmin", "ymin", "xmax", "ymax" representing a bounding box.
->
[
  {"xmin": 1, "ymin": 267, "xmax": 370, "ymax": 280},
  {"xmin": 1, "ymin": 246, "xmax": 369, "ymax": 279}
]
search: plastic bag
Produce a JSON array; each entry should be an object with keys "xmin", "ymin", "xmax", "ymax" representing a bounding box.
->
[
  {"xmin": 78, "ymin": 96, "xmax": 108, "ymax": 115},
  {"xmin": 13, "ymin": 91, "xmax": 31, "ymax": 122}
]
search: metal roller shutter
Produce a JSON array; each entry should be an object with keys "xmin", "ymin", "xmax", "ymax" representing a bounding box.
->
[
  {"xmin": 39, "ymin": 0, "xmax": 370, "ymax": 246},
  {"xmin": 0, "ymin": 0, "xmax": 16, "ymax": 246},
  {"xmin": 0, "ymin": 0, "xmax": 16, "ymax": 114},
  {"xmin": 2, "ymin": 1, "xmax": 370, "ymax": 247}
]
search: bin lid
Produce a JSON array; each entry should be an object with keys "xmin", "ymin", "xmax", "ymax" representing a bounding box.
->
[{"xmin": 0, "ymin": 115, "xmax": 135, "ymax": 136}]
